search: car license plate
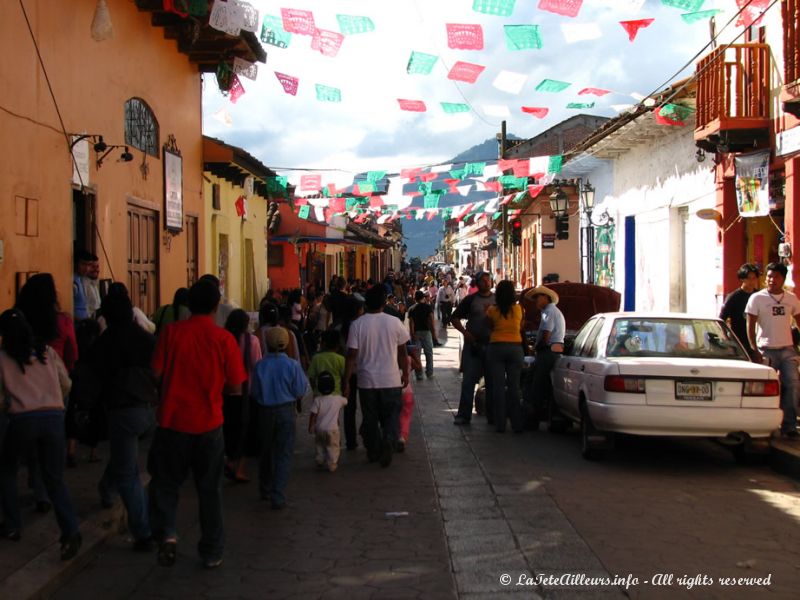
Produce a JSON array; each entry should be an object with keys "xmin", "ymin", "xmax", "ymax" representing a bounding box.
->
[{"xmin": 675, "ymin": 381, "xmax": 712, "ymax": 401}]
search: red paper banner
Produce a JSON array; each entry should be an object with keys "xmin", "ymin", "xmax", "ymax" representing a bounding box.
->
[
  {"xmin": 446, "ymin": 24, "xmax": 484, "ymax": 50},
  {"xmin": 537, "ymin": 0, "xmax": 583, "ymax": 18},
  {"xmin": 736, "ymin": 0, "xmax": 769, "ymax": 28},
  {"xmin": 498, "ymin": 159, "xmax": 518, "ymax": 172},
  {"xmin": 234, "ymin": 196, "xmax": 246, "ymax": 217},
  {"xmin": 619, "ymin": 18, "xmax": 654, "ymax": 42},
  {"xmin": 327, "ymin": 183, "xmax": 337, "ymax": 197},
  {"xmin": 281, "ymin": 8, "xmax": 316, "ymax": 35},
  {"xmin": 426, "ymin": 211, "xmax": 437, "ymax": 221},
  {"xmin": 311, "ymin": 29, "xmax": 345, "ymax": 57},
  {"xmin": 500, "ymin": 194, "xmax": 515, "ymax": 206},
  {"xmin": 448, "ymin": 61, "xmax": 486, "ymax": 83},
  {"xmin": 513, "ymin": 162, "xmax": 530, "ymax": 178},
  {"xmin": 300, "ymin": 174, "xmax": 322, "ymax": 191},
  {"xmin": 163, "ymin": 0, "xmax": 188, "ymax": 18},
  {"xmin": 578, "ymin": 87, "xmax": 610, "ymax": 96},
  {"xmin": 521, "ymin": 106, "xmax": 549, "ymax": 118},
  {"xmin": 369, "ymin": 197, "xmax": 384, "ymax": 208},
  {"xmin": 229, "ymin": 75, "xmax": 245, "ymax": 103},
  {"xmin": 329, "ymin": 197, "xmax": 345, "ymax": 212},
  {"xmin": 484, "ymin": 181, "xmax": 503, "ymax": 193},
  {"xmin": 401, "ymin": 167, "xmax": 423, "ymax": 182},
  {"xmin": 295, "ymin": 197, "xmax": 308, "ymax": 206},
  {"xmin": 275, "ymin": 72, "xmax": 299, "ymax": 96},
  {"xmin": 419, "ymin": 172, "xmax": 438, "ymax": 182},
  {"xmin": 398, "ymin": 99, "xmax": 427, "ymax": 112},
  {"xmin": 654, "ymin": 107, "xmax": 686, "ymax": 127},
  {"xmin": 444, "ymin": 178, "xmax": 460, "ymax": 193},
  {"xmin": 527, "ymin": 184, "xmax": 545, "ymax": 198}
]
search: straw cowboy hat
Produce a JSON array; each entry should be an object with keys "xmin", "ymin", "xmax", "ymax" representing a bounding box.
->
[{"xmin": 524, "ymin": 286, "xmax": 559, "ymax": 305}]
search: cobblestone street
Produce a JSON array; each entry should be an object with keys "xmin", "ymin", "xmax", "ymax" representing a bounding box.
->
[{"xmin": 49, "ymin": 333, "xmax": 800, "ymax": 599}]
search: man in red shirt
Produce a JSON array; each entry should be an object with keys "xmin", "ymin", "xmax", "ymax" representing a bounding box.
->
[{"xmin": 149, "ymin": 279, "xmax": 247, "ymax": 569}]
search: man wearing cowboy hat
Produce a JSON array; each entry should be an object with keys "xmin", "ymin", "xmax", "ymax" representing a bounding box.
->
[{"xmin": 523, "ymin": 285, "xmax": 565, "ymax": 427}]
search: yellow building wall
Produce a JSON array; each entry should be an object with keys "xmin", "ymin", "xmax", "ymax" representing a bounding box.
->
[
  {"xmin": 0, "ymin": 1, "xmax": 204, "ymax": 313},
  {"xmin": 202, "ymin": 176, "xmax": 270, "ymax": 311}
]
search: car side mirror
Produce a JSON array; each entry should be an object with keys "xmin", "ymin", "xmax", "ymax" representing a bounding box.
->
[{"xmin": 564, "ymin": 339, "xmax": 575, "ymax": 355}]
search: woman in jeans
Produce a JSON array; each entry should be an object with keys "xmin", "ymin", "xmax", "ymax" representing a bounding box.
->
[
  {"xmin": 486, "ymin": 280, "xmax": 524, "ymax": 433},
  {"xmin": 90, "ymin": 292, "xmax": 158, "ymax": 551},
  {"xmin": 0, "ymin": 309, "xmax": 82, "ymax": 559}
]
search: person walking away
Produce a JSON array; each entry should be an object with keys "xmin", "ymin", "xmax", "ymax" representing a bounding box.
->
[
  {"xmin": 256, "ymin": 303, "xmax": 301, "ymax": 362},
  {"xmin": 746, "ymin": 262, "xmax": 800, "ymax": 437},
  {"xmin": 450, "ymin": 272, "xmax": 496, "ymax": 426},
  {"xmin": 89, "ymin": 293, "xmax": 158, "ymax": 551},
  {"xmin": 251, "ymin": 327, "xmax": 309, "ymax": 509},
  {"xmin": 222, "ymin": 310, "xmax": 262, "ymax": 483},
  {"xmin": 308, "ymin": 330, "xmax": 346, "ymax": 396},
  {"xmin": 408, "ymin": 291, "xmax": 438, "ymax": 380},
  {"xmin": 486, "ymin": 281, "xmax": 525, "ymax": 433},
  {"xmin": 397, "ymin": 351, "xmax": 420, "ymax": 452},
  {"xmin": 343, "ymin": 285, "xmax": 409, "ymax": 467},
  {"xmin": 523, "ymin": 286, "xmax": 566, "ymax": 429},
  {"xmin": 308, "ymin": 372, "xmax": 348, "ymax": 472},
  {"xmin": 148, "ymin": 280, "xmax": 247, "ymax": 569},
  {"xmin": 437, "ymin": 280, "xmax": 455, "ymax": 328},
  {"xmin": 152, "ymin": 288, "xmax": 191, "ymax": 336},
  {"xmin": 336, "ymin": 296, "xmax": 364, "ymax": 451},
  {"xmin": 720, "ymin": 263, "xmax": 761, "ymax": 361},
  {"xmin": 0, "ymin": 309, "xmax": 82, "ymax": 559},
  {"xmin": 199, "ymin": 274, "xmax": 238, "ymax": 329}
]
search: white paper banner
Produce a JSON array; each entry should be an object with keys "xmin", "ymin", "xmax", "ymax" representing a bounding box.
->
[
  {"xmin": 492, "ymin": 71, "xmax": 528, "ymax": 95},
  {"xmin": 233, "ymin": 57, "xmax": 259, "ymax": 81},
  {"xmin": 457, "ymin": 184, "xmax": 473, "ymax": 196},
  {"xmin": 561, "ymin": 22, "xmax": 603, "ymax": 44},
  {"xmin": 430, "ymin": 163, "xmax": 453, "ymax": 173},
  {"xmin": 212, "ymin": 107, "xmax": 233, "ymax": 127},
  {"xmin": 482, "ymin": 105, "xmax": 511, "ymax": 118},
  {"xmin": 236, "ymin": 1, "xmax": 259, "ymax": 33},
  {"xmin": 209, "ymin": 0, "xmax": 242, "ymax": 36}
]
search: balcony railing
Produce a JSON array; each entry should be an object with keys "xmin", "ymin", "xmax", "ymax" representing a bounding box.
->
[
  {"xmin": 695, "ymin": 43, "xmax": 770, "ymax": 137},
  {"xmin": 784, "ymin": 0, "xmax": 800, "ymax": 85}
]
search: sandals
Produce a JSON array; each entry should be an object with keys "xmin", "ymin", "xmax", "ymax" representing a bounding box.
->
[
  {"xmin": 60, "ymin": 533, "xmax": 82, "ymax": 561},
  {"xmin": 158, "ymin": 540, "xmax": 177, "ymax": 567}
]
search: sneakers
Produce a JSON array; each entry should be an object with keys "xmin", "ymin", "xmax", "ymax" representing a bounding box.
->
[
  {"xmin": 453, "ymin": 416, "xmax": 470, "ymax": 426},
  {"xmin": 157, "ymin": 540, "xmax": 177, "ymax": 567},
  {"xmin": 426, "ymin": 373, "xmax": 435, "ymax": 380},
  {"xmin": 203, "ymin": 557, "xmax": 224, "ymax": 570},
  {"xmin": 60, "ymin": 532, "xmax": 82, "ymax": 561},
  {"xmin": 396, "ymin": 438, "xmax": 406, "ymax": 453}
]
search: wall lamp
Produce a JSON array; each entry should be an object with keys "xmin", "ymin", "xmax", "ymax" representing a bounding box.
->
[
  {"xmin": 548, "ymin": 186, "xmax": 569, "ymax": 217},
  {"xmin": 69, "ymin": 134, "xmax": 134, "ymax": 169}
]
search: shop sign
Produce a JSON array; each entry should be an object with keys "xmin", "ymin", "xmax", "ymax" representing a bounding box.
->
[
  {"xmin": 777, "ymin": 126, "xmax": 800, "ymax": 157},
  {"xmin": 542, "ymin": 233, "xmax": 556, "ymax": 249}
]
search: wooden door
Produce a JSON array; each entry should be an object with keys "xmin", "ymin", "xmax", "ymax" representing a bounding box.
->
[
  {"xmin": 127, "ymin": 204, "xmax": 159, "ymax": 316},
  {"xmin": 185, "ymin": 214, "xmax": 199, "ymax": 287}
]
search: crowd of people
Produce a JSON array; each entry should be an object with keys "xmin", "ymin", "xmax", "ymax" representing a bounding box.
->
[{"xmin": 0, "ymin": 258, "xmax": 567, "ymax": 568}]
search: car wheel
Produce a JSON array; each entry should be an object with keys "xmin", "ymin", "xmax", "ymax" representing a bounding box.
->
[{"xmin": 580, "ymin": 402, "xmax": 604, "ymax": 461}]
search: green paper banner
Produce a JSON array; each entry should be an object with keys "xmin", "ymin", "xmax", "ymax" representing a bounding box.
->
[
  {"xmin": 441, "ymin": 102, "xmax": 471, "ymax": 114},
  {"xmin": 450, "ymin": 168, "xmax": 466, "ymax": 180},
  {"xmin": 499, "ymin": 175, "xmax": 527, "ymax": 189},
  {"xmin": 566, "ymin": 102, "xmax": 595, "ymax": 109},
  {"xmin": 315, "ymin": 84, "xmax": 342, "ymax": 102},
  {"xmin": 418, "ymin": 182, "xmax": 433, "ymax": 195},
  {"xmin": 407, "ymin": 51, "xmax": 438, "ymax": 75},
  {"xmin": 424, "ymin": 195, "xmax": 440, "ymax": 209},
  {"xmin": 536, "ymin": 79, "xmax": 571, "ymax": 93},
  {"xmin": 346, "ymin": 198, "xmax": 358, "ymax": 211},
  {"xmin": 367, "ymin": 170, "xmax": 386, "ymax": 182},
  {"xmin": 548, "ymin": 155, "xmax": 563, "ymax": 174},
  {"xmin": 336, "ymin": 14, "xmax": 375, "ymax": 35},
  {"xmin": 442, "ymin": 208, "xmax": 453, "ymax": 220},
  {"xmin": 473, "ymin": 0, "xmax": 516, "ymax": 17},
  {"xmin": 358, "ymin": 182, "xmax": 376, "ymax": 194},
  {"xmin": 680, "ymin": 9, "xmax": 722, "ymax": 23},
  {"xmin": 465, "ymin": 162, "xmax": 486, "ymax": 176},
  {"xmin": 261, "ymin": 15, "xmax": 292, "ymax": 49},
  {"xmin": 504, "ymin": 25, "xmax": 542, "ymax": 51},
  {"xmin": 298, "ymin": 205, "xmax": 310, "ymax": 219},
  {"xmin": 660, "ymin": 103, "xmax": 693, "ymax": 121}
]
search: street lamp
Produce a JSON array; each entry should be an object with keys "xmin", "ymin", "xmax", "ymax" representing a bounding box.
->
[
  {"xmin": 581, "ymin": 179, "xmax": 596, "ymax": 214},
  {"xmin": 548, "ymin": 186, "xmax": 569, "ymax": 217}
]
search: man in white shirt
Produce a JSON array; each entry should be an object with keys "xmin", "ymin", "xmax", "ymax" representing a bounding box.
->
[
  {"xmin": 344, "ymin": 285, "xmax": 410, "ymax": 467},
  {"xmin": 436, "ymin": 280, "xmax": 455, "ymax": 328},
  {"xmin": 746, "ymin": 262, "xmax": 800, "ymax": 437}
]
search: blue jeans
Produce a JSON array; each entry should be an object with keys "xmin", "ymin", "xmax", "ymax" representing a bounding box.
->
[
  {"xmin": 0, "ymin": 412, "xmax": 79, "ymax": 540},
  {"xmin": 487, "ymin": 343, "xmax": 524, "ymax": 432},
  {"xmin": 99, "ymin": 406, "xmax": 154, "ymax": 541},
  {"xmin": 415, "ymin": 331, "xmax": 434, "ymax": 378},
  {"xmin": 256, "ymin": 403, "xmax": 296, "ymax": 505},
  {"xmin": 456, "ymin": 343, "xmax": 493, "ymax": 422},
  {"xmin": 762, "ymin": 347, "xmax": 799, "ymax": 432},
  {"xmin": 358, "ymin": 388, "xmax": 402, "ymax": 458},
  {"xmin": 147, "ymin": 426, "xmax": 225, "ymax": 561}
]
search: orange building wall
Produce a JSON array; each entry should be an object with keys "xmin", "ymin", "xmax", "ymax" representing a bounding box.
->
[{"xmin": 0, "ymin": 1, "xmax": 204, "ymax": 312}]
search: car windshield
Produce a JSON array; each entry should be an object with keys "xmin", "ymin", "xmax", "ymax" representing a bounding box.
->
[{"xmin": 606, "ymin": 318, "xmax": 748, "ymax": 360}]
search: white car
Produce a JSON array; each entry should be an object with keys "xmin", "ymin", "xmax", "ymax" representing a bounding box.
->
[{"xmin": 551, "ymin": 313, "xmax": 782, "ymax": 460}]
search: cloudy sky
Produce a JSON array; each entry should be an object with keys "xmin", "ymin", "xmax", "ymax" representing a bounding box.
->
[{"xmin": 202, "ymin": 0, "xmax": 736, "ymax": 188}]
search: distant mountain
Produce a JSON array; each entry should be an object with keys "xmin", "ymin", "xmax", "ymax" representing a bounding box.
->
[{"xmin": 403, "ymin": 135, "xmax": 520, "ymax": 260}]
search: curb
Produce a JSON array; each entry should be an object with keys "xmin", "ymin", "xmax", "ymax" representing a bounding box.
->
[
  {"xmin": 0, "ymin": 503, "xmax": 125, "ymax": 600},
  {"xmin": 770, "ymin": 438, "xmax": 800, "ymax": 480}
]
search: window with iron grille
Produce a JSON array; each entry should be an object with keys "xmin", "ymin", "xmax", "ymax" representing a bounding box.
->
[{"xmin": 124, "ymin": 98, "xmax": 159, "ymax": 157}]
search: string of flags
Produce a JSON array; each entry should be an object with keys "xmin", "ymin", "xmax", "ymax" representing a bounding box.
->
[{"xmin": 177, "ymin": 0, "xmax": 770, "ymax": 117}]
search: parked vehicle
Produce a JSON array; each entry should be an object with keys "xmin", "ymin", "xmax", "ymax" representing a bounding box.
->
[{"xmin": 551, "ymin": 313, "xmax": 782, "ymax": 460}]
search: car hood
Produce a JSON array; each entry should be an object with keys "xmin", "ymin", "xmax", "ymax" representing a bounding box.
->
[{"xmin": 608, "ymin": 357, "xmax": 777, "ymax": 380}]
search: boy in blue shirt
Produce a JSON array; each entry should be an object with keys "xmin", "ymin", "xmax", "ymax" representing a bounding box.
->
[{"xmin": 251, "ymin": 327, "xmax": 309, "ymax": 509}]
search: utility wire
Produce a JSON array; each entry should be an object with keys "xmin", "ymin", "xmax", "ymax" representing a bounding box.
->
[{"xmin": 19, "ymin": 0, "xmax": 116, "ymax": 281}]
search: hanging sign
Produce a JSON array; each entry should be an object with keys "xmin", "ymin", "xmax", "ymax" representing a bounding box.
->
[
  {"xmin": 734, "ymin": 150, "xmax": 770, "ymax": 217},
  {"xmin": 71, "ymin": 135, "xmax": 90, "ymax": 188},
  {"xmin": 542, "ymin": 233, "xmax": 556, "ymax": 249},
  {"xmin": 163, "ymin": 135, "xmax": 183, "ymax": 232}
]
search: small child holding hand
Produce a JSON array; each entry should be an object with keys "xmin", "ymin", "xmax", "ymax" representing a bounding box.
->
[{"xmin": 308, "ymin": 371, "xmax": 348, "ymax": 472}]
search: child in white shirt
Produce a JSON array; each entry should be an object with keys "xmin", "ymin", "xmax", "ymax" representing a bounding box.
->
[{"xmin": 308, "ymin": 371, "xmax": 348, "ymax": 472}]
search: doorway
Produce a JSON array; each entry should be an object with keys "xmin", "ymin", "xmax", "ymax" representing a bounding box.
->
[{"xmin": 127, "ymin": 203, "xmax": 159, "ymax": 316}]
